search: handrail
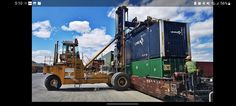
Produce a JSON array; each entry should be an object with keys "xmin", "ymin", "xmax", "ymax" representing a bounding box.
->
[{"xmin": 209, "ymin": 91, "xmax": 213, "ymax": 102}]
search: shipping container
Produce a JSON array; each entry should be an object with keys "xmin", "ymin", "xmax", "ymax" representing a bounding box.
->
[
  {"xmin": 125, "ymin": 20, "xmax": 190, "ymax": 62},
  {"xmin": 125, "ymin": 39, "xmax": 132, "ymax": 65},
  {"xmin": 125, "ymin": 64, "xmax": 132, "ymax": 75},
  {"xmin": 163, "ymin": 21, "xmax": 189, "ymax": 57},
  {"xmin": 149, "ymin": 23, "xmax": 160, "ymax": 58},
  {"xmin": 131, "ymin": 28, "xmax": 149, "ymax": 60},
  {"xmin": 162, "ymin": 58, "xmax": 185, "ymax": 77},
  {"xmin": 131, "ymin": 59, "xmax": 147, "ymax": 77},
  {"xmin": 196, "ymin": 62, "xmax": 213, "ymax": 77},
  {"xmin": 131, "ymin": 57, "xmax": 185, "ymax": 78},
  {"xmin": 146, "ymin": 58, "xmax": 163, "ymax": 77}
]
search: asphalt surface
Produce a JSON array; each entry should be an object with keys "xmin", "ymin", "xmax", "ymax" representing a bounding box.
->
[{"xmin": 32, "ymin": 73, "xmax": 163, "ymax": 102}]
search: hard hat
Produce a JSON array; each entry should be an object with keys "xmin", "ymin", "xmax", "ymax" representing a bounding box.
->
[{"xmin": 185, "ymin": 56, "xmax": 191, "ymax": 60}]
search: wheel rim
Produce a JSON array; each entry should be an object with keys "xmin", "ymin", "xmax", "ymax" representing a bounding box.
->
[
  {"xmin": 50, "ymin": 79, "xmax": 58, "ymax": 88},
  {"xmin": 118, "ymin": 77, "xmax": 127, "ymax": 87}
]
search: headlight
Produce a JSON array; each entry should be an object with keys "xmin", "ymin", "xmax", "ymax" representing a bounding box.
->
[{"xmin": 210, "ymin": 78, "xmax": 213, "ymax": 82}]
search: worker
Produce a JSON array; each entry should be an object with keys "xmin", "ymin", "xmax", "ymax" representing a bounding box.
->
[{"xmin": 184, "ymin": 56, "xmax": 198, "ymax": 92}]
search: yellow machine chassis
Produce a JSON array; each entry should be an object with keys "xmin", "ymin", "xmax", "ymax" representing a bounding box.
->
[{"xmin": 43, "ymin": 65, "xmax": 110, "ymax": 85}]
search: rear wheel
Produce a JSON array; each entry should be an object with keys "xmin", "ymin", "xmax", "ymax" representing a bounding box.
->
[
  {"xmin": 111, "ymin": 72, "xmax": 130, "ymax": 91},
  {"xmin": 44, "ymin": 75, "xmax": 62, "ymax": 90}
]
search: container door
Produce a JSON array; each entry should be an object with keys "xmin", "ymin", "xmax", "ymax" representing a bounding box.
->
[
  {"xmin": 131, "ymin": 60, "xmax": 149, "ymax": 77},
  {"xmin": 148, "ymin": 58, "xmax": 163, "ymax": 78},
  {"xmin": 131, "ymin": 61, "xmax": 142, "ymax": 77},
  {"xmin": 163, "ymin": 21, "xmax": 188, "ymax": 57}
]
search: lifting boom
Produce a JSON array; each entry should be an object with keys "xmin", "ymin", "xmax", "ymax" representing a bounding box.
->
[{"xmin": 84, "ymin": 38, "xmax": 117, "ymax": 68}]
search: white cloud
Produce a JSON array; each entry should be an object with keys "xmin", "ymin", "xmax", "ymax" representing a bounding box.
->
[
  {"xmin": 183, "ymin": 7, "xmax": 213, "ymax": 16},
  {"xmin": 76, "ymin": 28, "xmax": 112, "ymax": 48},
  {"xmin": 170, "ymin": 13, "xmax": 187, "ymax": 21},
  {"xmin": 190, "ymin": 17, "xmax": 213, "ymax": 41},
  {"xmin": 178, "ymin": 7, "xmax": 213, "ymax": 22},
  {"xmin": 191, "ymin": 40, "xmax": 213, "ymax": 62},
  {"xmin": 32, "ymin": 50, "xmax": 53, "ymax": 64},
  {"xmin": 60, "ymin": 20, "xmax": 114, "ymax": 60},
  {"xmin": 61, "ymin": 21, "xmax": 91, "ymax": 33},
  {"xmin": 79, "ymin": 47, "xmax": 96, "ymax": 62},
  {"xmin": 32, "ymin": 50, "xmax": 51, "ymax": 56},
  {"xmin": 108, "ymin": 7, "xmax": 180, "ymax": 21},
  {"xmin": 194, "ymin": 42, "xmax": 213, "ymax": 49},
  {"xmin": 32, "ymin": 20, "xmax": 52, "ymax": 38},
  {"xmin": 192, "ymin": 50, "xmax": 213, "ymax": 62},
  {"xmin": 107, "ymin": 6, "xmax": 212, "ymax": 23},
  {"xmin": 66, "ymin": 23, "xmax": 113, "ymax": 61}
]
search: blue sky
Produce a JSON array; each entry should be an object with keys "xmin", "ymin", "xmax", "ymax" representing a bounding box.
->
[
  {"xmin": 32, "ymin": 4, "xmax": 213, "ymax": 63},
  {"xmin": 32, "ymin": 7, "xmax": 115, "ymax": 51}
]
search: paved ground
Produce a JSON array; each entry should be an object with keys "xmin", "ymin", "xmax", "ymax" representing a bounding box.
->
[{"xmin": 32, "ymin": 73, "xmax": 163, "ymax": 102}]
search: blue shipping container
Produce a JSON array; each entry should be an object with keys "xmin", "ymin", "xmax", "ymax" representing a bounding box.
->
[
  {"xmin": 131, "ymin": 28, "xmax": 149, "ymax": 60},
  {"xmin": 125, "ymin": 38, "xmax": 132, "ymax": 64},
  {"xmin": 163, "ymin": 21, "xmax": 188, "ymax": 57},
  {"xmin": 125, "ymin": 20, "xmax": 190, "ymax": 62},
  {"xmin": 149, "ymin": 23, "xmax": 160, "ymax": 58}
]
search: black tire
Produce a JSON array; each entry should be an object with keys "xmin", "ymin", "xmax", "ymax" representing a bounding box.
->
[
  {"xmin": 107, "ymin": 72, "xmax": 114, "ymax": 87},
  {"xmin": 44, "ymin": 75, "xmax": 62, "ymax": 90},
  {"xmin": 111, "ymin": 72, "xmax": 130, "ymax": 91}
]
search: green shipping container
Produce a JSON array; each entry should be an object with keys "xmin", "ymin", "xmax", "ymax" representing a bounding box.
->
[
  {"xmin": 162, "ymin": 58, "xmax": 185, "ymax": 77},
  {"xmin": 130, "ymin": 58, "xmax": 185, "ymax": 78},
  {"xmin": 131, "ymin": 60, "xmax": 148, "ymax": 77},
  {"xmin": 126, "ymin": 64, "xmax": 132, "ymax": 75},
  {"xmin": 148, "ymin": 58, "xmax": 163, "ymax": 77}
]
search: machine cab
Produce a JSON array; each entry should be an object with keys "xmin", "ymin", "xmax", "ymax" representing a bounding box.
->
[{"xmin": 60, "ymin": 39, "xmax": 79, "ymax": 63}]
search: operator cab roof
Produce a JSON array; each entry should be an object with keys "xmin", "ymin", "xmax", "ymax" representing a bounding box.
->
[{"xmin": 63, "ymin": 41, "xmax": 78, "ymax": 46}]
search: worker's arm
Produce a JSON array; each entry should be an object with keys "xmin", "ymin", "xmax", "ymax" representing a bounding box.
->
[{"xmin": 184, "ymin": 63, "xmax": 188, "ymax": 73}]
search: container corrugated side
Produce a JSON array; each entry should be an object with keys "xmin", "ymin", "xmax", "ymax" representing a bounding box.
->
[
  {"xmin": 149, "ymin": 23, "xmax": 161, "ymax": 59},
  {"xmin": 131, "ymin": 28, "xmax": 149, "ymax": 61},
  {"xmin": 125, "ymin": 38, "xmax": 132, "ymax": 65},
  {"xmin": 196, "ymin": 62, "xmax": 213, "ymax": 77},
  {"xmin": 131, "ymin": 57, "xmax": 186, "ymax": 78},
  {"xmin": 162, "ymin": 58, "xmax": 185, "ymax": 77}
]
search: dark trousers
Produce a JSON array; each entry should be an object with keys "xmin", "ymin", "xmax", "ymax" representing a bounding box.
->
[{"xmin": 187, "ymin": 72, "xmax": 196, "ymax": 90}]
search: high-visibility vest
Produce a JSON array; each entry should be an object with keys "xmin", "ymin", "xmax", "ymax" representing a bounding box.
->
[{"xmin": 185, "ymin": 61, "xmax": 197, "ymax": 73}]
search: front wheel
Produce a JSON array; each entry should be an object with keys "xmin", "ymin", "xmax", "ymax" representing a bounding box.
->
[
  {"xmin": 111, "ymin": 72, "xmax": 130, "ymax": 91},
  {"xmin": 44, "ymin": 75, "xmax": 62, "ymax": 90}
]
